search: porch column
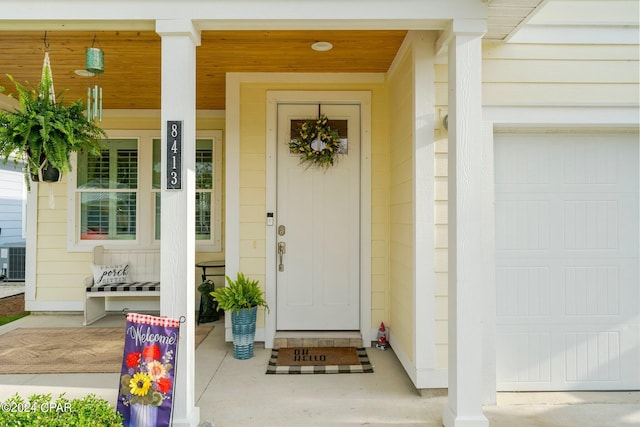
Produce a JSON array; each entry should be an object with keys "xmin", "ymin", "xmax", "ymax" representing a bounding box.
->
[
  {"xmin": 440, "ymin": 20, "xmax": 489, "ymax": 427},
  {"xmin": 156, "ymin": 19, "xmax": 201, "ymax": 427}
]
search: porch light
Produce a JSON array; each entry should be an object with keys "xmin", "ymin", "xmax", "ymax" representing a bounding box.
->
[{"xmin": 311, "ymin": 41, "xmax": 333, "ymax": 51}]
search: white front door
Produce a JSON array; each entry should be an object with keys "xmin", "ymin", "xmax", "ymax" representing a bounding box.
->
[{"xmin": 276, "ymin": 104, "xmax": 360, "ymax": 330}]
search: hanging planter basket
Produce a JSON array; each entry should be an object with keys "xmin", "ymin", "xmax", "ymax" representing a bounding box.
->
[
  {"xmin": 0, "ymin": 50, "xmax": 106, "ymax": 192},
  {"xmin": 30, "ymin": 155, "xmax": 61, "ymax": 183}
]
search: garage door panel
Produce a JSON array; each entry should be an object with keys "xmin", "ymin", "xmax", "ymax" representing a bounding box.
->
[
  {"xmin": 497, "ymin": 324, "xmax": 638, "ymax": 390},
  {"xmin": 496, "ymin": 200, "xmax": 550, "ymax": 250},
  {"xmin": 495, "ymin": 139, "xmax": 553, "ymax": 185},
  {"xmin": 497, "ymin": 331, "xmax": 552, "ymax": 385},
  {"xmin": 563, "ymin": 138, "xmax": 621, "ymax": 186},
  {"xmin": 496, "ymin": 133, "xmax": 639, "ymax": 391},
  {"xmin": 496, "ymin": 266, "xmax": 550, "ymax": 317}
]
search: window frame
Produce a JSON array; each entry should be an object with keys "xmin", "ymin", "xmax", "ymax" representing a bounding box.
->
[{"xmin": 67, "ymin": 129, "xmax": 222, "ymax": 252}]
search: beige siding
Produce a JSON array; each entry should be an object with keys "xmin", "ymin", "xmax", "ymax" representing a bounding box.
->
[
  {"xmin": 237, "ymin": 81, "xmax": 391, "ymax": 329},
  {"xmin": 388, "ymin": 47, "xmax": 415, "ymax": 361},
  {"xmin": 436, "ymin": 43, "xmax": 640, "ymax": 107},
  {"xmin": 371, "ymin": 91, "xmax": 391, "ymax": 326},
  {"xmin": 433, "ymin": 133, "xmax": 449, "ymax": 369},
  {"xmin": 433, "ymin": 40, "xmax": 639, "ymax": 369},
  {"xmin": 35, "ymin": 178, "xmax": 88, "ymax": 302},
  {"xmin": 34, "ymin": 112, "xmax": 226, "ymax": 307}
]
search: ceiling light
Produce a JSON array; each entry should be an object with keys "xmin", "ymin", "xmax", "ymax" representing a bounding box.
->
[{"xmin": 311, "ymin": 41, "xmax": 333, "ymax": 52}]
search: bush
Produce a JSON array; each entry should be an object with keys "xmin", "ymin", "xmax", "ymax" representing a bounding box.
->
[{"xmin": 0, "ymin": 393, "xmax": 123, "ymax": 426}]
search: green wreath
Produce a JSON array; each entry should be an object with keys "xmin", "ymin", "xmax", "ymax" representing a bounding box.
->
[{"xmin": 289, "ymin": 115, "xmax": 343, "ymax": 168}]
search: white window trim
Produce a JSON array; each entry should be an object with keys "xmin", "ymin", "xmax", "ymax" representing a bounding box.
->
[{"xmin": 67, "ymin": 129, "xmax": 222, "ymax": 252}]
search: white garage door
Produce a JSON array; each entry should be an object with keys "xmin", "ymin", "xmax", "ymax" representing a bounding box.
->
[{"xmin": 495, "ymin": 133, "xmax": 639, "ymax": 391}]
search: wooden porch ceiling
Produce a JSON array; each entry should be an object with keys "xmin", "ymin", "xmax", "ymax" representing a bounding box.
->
[{"xmin": 0, "ymin": 30, "xmax": 408, "ymax": 110}]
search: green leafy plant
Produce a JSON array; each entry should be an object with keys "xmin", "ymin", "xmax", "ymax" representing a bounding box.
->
[
  {"xmin": 0, "ymin": 61, "xmax": 106, "ymax": 186},
  {"xmin": 0, "ymin": 393, "xmax": 123, "ymax": 427},
  {"xmin": 210, "ymin": 273, "xmax": 268, "ymax": 315}
]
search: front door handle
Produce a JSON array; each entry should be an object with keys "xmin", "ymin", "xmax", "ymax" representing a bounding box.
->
[{"xmin": 278, "ymin": 242, "xmax": 286, "ymax": 272}]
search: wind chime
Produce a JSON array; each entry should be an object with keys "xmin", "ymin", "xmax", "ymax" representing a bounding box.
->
[{"xmin": 84, "ymin": 35, "xmax": 104, "ymax": 121}]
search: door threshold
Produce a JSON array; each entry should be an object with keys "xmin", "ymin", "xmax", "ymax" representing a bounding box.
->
[{"xmin": 274, "ymin": 331, "xmax": 363, "ymax": 349}]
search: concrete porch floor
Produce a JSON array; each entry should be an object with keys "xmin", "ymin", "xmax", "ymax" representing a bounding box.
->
[{"xmin": 0, "ymin": 313, "xmax": 638, "ymax": 426}]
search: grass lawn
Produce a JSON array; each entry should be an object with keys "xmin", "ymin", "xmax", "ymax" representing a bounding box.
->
[{"xmin": 0, "ymin": 312, "xmax": 29, "ymax": 327}]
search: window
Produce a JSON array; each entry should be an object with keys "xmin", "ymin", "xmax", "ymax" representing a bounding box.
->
[
  {"xmin": 76, "ymin": 139, "xmax": 138, "ymax": 241},
  {"xmin": 152, "ymin": 139, "xmax": 216, "ymax": 241},
  {"xmin": 69, "ymin": 130, "xmax": 222, "ymax": 251}
]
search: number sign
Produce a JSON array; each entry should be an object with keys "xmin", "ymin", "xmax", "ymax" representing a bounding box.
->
[{"xmin": 166, "ymin": 121, "xmax": 182, "ymax": 190}]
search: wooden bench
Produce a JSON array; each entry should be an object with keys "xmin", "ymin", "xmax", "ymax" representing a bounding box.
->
[{"xmin": 83, "ymin": 245, "xmax": 160, "ymax": 325}]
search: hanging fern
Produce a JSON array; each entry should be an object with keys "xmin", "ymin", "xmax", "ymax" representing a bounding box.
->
[{"xmin": 0, "ymin": 62, "xmax": 106, "ymax": 185}]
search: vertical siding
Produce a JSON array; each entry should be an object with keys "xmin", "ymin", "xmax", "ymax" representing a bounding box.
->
[{"xmin": 388, "ymin": 48, "xmax": 415, "ymax": 361}]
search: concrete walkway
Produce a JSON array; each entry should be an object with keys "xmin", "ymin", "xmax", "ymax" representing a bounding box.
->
[
  {"xmin": 0, "ymin": 314, "xmax": 638, "ymax": 426},
  {"xmin": 0, "ymin": 282, "xmax": 25, "ymax": 299}
]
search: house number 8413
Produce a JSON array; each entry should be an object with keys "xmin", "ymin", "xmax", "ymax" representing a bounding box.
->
[{"xmin": 166, "ymin": 120, "xmax": 182, "ymax": 190}]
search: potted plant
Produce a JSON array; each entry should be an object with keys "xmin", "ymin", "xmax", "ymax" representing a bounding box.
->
[
  {"xmin": 0, "ymin": 60, "xmax": 106, "ymax": 187},
  {"xmin": 210, "ymin": 272, "xmax": 268, "ymax": 360},
  {"xmin": 197, "ymin": 279, "xmax": 219, "ymax": 323}
]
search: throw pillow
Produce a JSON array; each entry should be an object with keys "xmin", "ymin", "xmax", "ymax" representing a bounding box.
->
[{"xmin": 92, "ymin": 263, "xmax": 130, "ymax": 286}]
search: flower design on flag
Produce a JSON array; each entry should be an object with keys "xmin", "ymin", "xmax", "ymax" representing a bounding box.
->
[
  {"xmin": 126, "ymin": 351, "xmax": 141, "ymax": 368},
  {"xmin": 142, "ymin": 344, "xmax": 161, "ymax": 360},
  {"xmin": 156, "ymin": 377, "xmax": 172, "ymax": 394},
  {"xmin": 120, "ymin": 344, "xmax": 174, "ymax": 407},
  {"xmin": 147, "ymin": 360, "xmax": 167, "ymax": 380},
  {"xmin": 129, "ymin": 372, "xmax": 153, "ymax": 396}
]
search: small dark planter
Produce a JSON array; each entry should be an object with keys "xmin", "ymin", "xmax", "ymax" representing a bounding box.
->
[
  {"xmin": 31, "ymin": 163, "xmax": 61, "ymax": 183},
  {"xmin": 29, "ymin": 154, "xmax": 61, "ymax": 183}
]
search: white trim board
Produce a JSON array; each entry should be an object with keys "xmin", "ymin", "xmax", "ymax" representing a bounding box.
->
[
  {"xmin": 484, "ymin": 106, "xmax": 640, "ymax": 128},
  {"xmin": 25, "ymin": 301, "xmax": 83, "ymax": 312},
  {"xmin": 389, "ymin": 332, "xmax": 448, "ymax": 388}
]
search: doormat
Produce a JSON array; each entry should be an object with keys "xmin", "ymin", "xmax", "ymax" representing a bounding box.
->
[
  {"xmin": 0, "ymin": 325, "xmax": 213, "ymax": 374},
  {"xmin": 266, "ymin": 347, "xmax": 373, "ymax": 374}
]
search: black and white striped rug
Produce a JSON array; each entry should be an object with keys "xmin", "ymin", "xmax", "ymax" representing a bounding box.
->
[{"xmin": 266, "ymin": 347, "xmax": 374, "ymax": 374}]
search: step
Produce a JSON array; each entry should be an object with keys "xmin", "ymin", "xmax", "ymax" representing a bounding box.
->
[{"xmin": 273, "ymin": 331, "xmax": 363, "ymax": 349}]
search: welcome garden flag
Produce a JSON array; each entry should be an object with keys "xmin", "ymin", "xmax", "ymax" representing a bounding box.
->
[{"xmin": 117, "ymin": 313, "xmax": 181, "ymax": 427}]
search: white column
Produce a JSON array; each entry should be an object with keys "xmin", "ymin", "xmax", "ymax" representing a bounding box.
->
[
  {"xmin": 156, "ymin": 19, "xmax": 201, "ymax": 427},
  {"xmin": 441, "ymin": 20, "xmax": 489, "ymax": 427}
]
